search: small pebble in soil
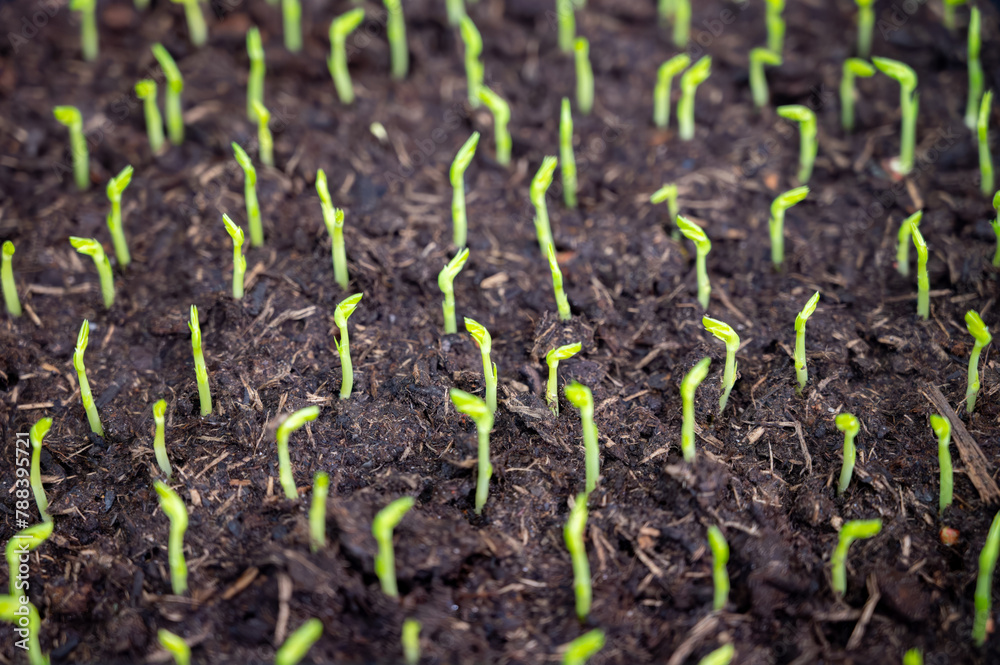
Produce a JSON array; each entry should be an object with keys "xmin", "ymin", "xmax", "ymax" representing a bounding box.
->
[{"xmin": 940, "ymin": 527, "xmax": 960, "ymax": 546}]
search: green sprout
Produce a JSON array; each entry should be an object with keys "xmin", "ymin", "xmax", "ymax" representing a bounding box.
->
[
  {"xmin": 930, "ymin": 414, "xmax": 952, "ymax": 515},
  {"xmin": 651, "ymin": 184, "xmax": 679, "ymax": 229},
  {"xmin": 557, "ymin": 0, "xmax": 576, "ymax": 53},
  {"xmin": 170, "ymin": 0, "xmax": 207, "ymax": 47},
  {"xmin": 561, "ymin": 98, "xmax": 578, "ymax": 209},
  {"xmin": 574, "ymin": 37, "xmax": 593, "ymax": 115},
  {"xmin": 678, "ymin": 56, "xmax": 711, "ymax": 141},
  {"xmin": 698, "ymin": 644, "xmax": 735, "ymax": 665},
  {"xmin": 276, "ymin": 406, "xmax": 320, "ymax": 499},
  {"xmin": 446, "ymin": 0, "xmax": 465, "ymax": 24},
  {"xmin": 654, "ymin": 54, "xmax": 691, "ymax": 129},
  {"xmin": 565, "ymin": 381, "xmax": 599, "ymax": 495},
  {"xmin": 749, "ymin": 48, "xmax": 782, "ymax": 110},
  {"xmin": 335, "ymin": 294, "xmax": 363, "ymax": 399},
  {"xmin": 702, "ymin": 316, "xmax": 739, "ymax": 413},
  {"xmin": 275, "ymin": 619, "xmax": 323, "ymax": 665},
  {"xmin": 680, "ymin": 357, "xmax": 711, "ymax": 463},
  {"xmin": 840, "ymin": 58, "xmax": 875, "ymax": 133},
  {"xmin": 29, "ymin": 418, "xmax": 52, "ymax": 522},
  {"xmin": 152, "ymin": 44, "xmax": 185, "ymax": 145},
  {"xmin": 765, "ymin": 0, "xmax": 786, "ymax": 54},
  {"xmin": 6, "ymin": 522, "xmax": 53, "ymax": 597},
  {"xmin": 965, "ymin": 7, "xmax": 982, "ymax": 130},
  {"xmin": 531, "ymin": 156, "xmax": 558, "ymax": 254},
  {"xmin": 0, "ymin": 596, "xmax": 47, "ymax": 665},
  {"xmin": 402, "ymin": 618, "xmax": 421, "ymax": 665},
  {"xmin": 105, "ymin": 164, "xmax": 134, "ymax": 268},
  {"xmin": 873, "ymin": 57, "xmax": 918, "ymax": 175},
  {"xmin": 769, "ymin": 186, "xmax": 809, "ymax": 268},
  {"xmin": 328, "ymin": 8, "xmax": 364, "ymax": 104},
  {"xmin": 910, "ymin": 219, "xmax": 930, "ymax": 319},
  {"xmin": 439, "ymin": 248, "xmax": 469, "ymax": 334},
  {"xmin": 450, "ymin": 132, "xmax": 480, "ymax": 248},
  {"xmin": 449, "ymin": 389, "xmax": 494, "ymax": 514},
  {"xmin": 677, "ymin": 215, "xmax": 712, "ymax": 309},
  {"xmin": 776, "ymin": 105, "xmax": 817, "ymax": 183},
  {"xmin": 135, "ymin": 80, "xmax": 165, "ymax": 153},
  {"xmin": 707, "ymin": 525, "xmax": 729, "ymax": 611},
  {"xmin": 831, "ymin": 518, "xmax": 881, "ymax": 595},
  {"xmin": 478, "ymin": 87, "xmax": 511, "ymax": 167},
  {"xmin": 562, "ymin": 629, "xmax": 605, "ymax": 665},
  {"xmin": 188, "ymin": 305, "xmax": 212, "ymax": 415},
  {"xmin": 794, "ymin": 291, "xmax": 820, "ymax": 394},
  {"xmin": 965, "ymin": 310, "xmax": 992, "ymax": 413},
  {"xmin": 546, "ymin": 342, "xmax": 581, "ymax": 416},
  {"xmin": 992, "ymin": 192, "xmax": 1000, "ymax": 267},
  {"xmin": 460, "ymin": 16, "xmax": 483, "ymax": 108},
  {"xmin": 70, "ymin": 237, "xmax": 113, "ymax": 309},
  {"xmin": 72, "ymin": 319, "xmax": 104, "ymax": 436},
  {"xmin": 855, "ymin": 0, "xmax": 874, "ymax": 58},
  {"xmin": 157, "ymin": 630, "xmax": 190, "ymax": 665},
  {"xmin": 944, "ymin": 0, "xmax": 968, "ymax": 31},
  {"xmin": 547, "ymin": 245, "xmax": 572, "ymax": 321},
  {"xmin": 233, "ymin": 142, "xmax": 263, "ymax": 248},
  {"xmin": 310, "ymin": 471, "xmax": 329, "ymax": 552},
  {"xmin": 978, "ymin": 89, "xmax": 994, "ymax": 196},
  {"xmin": 671, "ymin": 0, "xmax": 691, "ymax": 47},
  {"xmin": 282, "ymin": 0, "xmax": 302, "ymax": 52},
  {"xmin": 70, "ymin": 0, "xmax": 97, "ymax": 61},
  {"xmin": 153, "ymin": 399, "xmax": 171, "ymax": 478},
  {"xmin": 896, "ymin": 210, "xmax": 922, "ymax": 277},
  {"xmin": 564, "ymin": 493, "xmax": 592, "ymax": 620},
  {"xmin": 246, "ymin": 27, "xmax": 265, "ymax": 119},
  {"xmin": 974, "ymin": 510, "xmax": 1000, "ymax": 645},
  {"xmin": 371, "ymin": 122, "xmax": 389, "ymax": 144},
  {"xmin": 385, "ymin": 0, "xmax": 408, "ymax": 80},
  {"xmin": 53, "ymin": 105, "xmax": 89, "ymax": 191},
  {"xmin": 317, "ymin": 172, "xmax": 348, "ymax": 289},
  {"xmin": 2, "ymin": 241, "xmax": 21, "ymax": 317},
  {"xmin": 222, "ymin": 214, "xmax": 246, "ymax": 300},
  {"xmin": 903, "ymin": 648, "xmax": 923, "ymax": 665},
  {"xmin": 373, "ymin": 496, "xmax": 415, "ymax": 597},
  {"xmin": 835, "ymin": 412, "xmax": 859, "ymax": 495},
  {"xmin": 658, "ymin": 0, "xmax": 675, "ymax": 22},
  {"xmin": 465, "ymin": 317, "xmax": 497, "ymax": 414},
  {"xmin": 153, "ymin": 481, "xmax": 188, "ymax": 595},
  {"xmin": 251, "ymin": 101, "xmax": 274, "ymax": 167}
]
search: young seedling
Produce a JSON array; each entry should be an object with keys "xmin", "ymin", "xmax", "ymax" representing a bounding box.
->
[
  {"xmin": 677, "ymin": 215, "xmax": 712, "ymax": 309},
  {"xmin": 0, "ymin": 596, "xmax": 47, "ymax": 665},
  {"xmin": 855, "ymin": 0, "xmax": 874, "ymax": 58},
  {"xmin": 275, "ymin": 619, "xmax": 323, "ymax": 665},
  {"xmin": 6, "ymin": 522, "xmax": 53, "ymax": 597},
  {"xmin": 222, "ymin": 214, "xmax": 246, "ymax": 299},
  {"xmin": 446, "ymin": 0, "xmax": 465, "ymax": 24},
  {"xmin": 282, "ymin": 0, "xmax": 302, "ymax": 52},
  {"xmin": 328, "ymin": 8, "xmax": 365, "ymax": 104},
  {"xmin": 768, "ymin": 186, "xmax": 809, "ymax": 268},
  {"xmin": 978, "ymin": 89, "xmax": 994, "ymax": 196},
  {"xmin": 276, "ymin": 406, "xmax": 320, "ymax": 499},
  {"xmin": 749, "ymin": 48, "xmax": 782, "ymax": 110},
  {"xmin": 658, "ymin": 0, "xmax": 675, "ymax": 22},
  {"xmin": 246, "ymin": 27, "xmax": 265, "ymax": 119},
  {"xmin": 70, "ymin": 237, "xmax": 113, "ymax": 309},
  {"xmin": 564, "ymin": 493, "xmax": 592, "ymax": 620},
  {"xmin": 153, "ymin": 480, "xmax": 189, "ymax": 595},
  {"xmin": 449, "ymin": 389, "xmax": 494, "ymax": 514},
  {"xmin": 873, "ymin": 57, "xmax": 918, "ymax": 175},
  {"xmin": 562, "ymin": 629, "xmax": 605, "ymax": 665},
  {"xmin": 671, "ymin": 0, "xmax": 691, "ymax": 48},
  {"xmin": 135, "ymin": 80, "xmax": 165, "ymax": 153},
  {"xmin": 680, "ymin": 357, "xmax": 711, "ymax": 463},
  {"xmin": 188, "ymin": 305, "xmax": 212, "ymax": 415},
  {"xmin": 157, "ymin": 630, "xmax": 191, "ymax": 665},
  {"xmin": 53, "ymin": 105, "xmax": 89, "ymax": 191},
  {"xmin": 465, "ymin": 317, "xmax": 497, "ymax": 413},
  {"xmin": 653, "ymin": 54, "xmax": 691, "ymax": 129},
  {"xmin": 903, "ymin": 648, "xmax": 923, "ymax": 665},
  {"xmin": 565, "ymin": 381, "xmax": 599, "ymax": 495},
  {"xmin": 930, "ymin": 414, "xmax": 952, "ymax": 514},
  {"xmin": 965, "ymin": 310, "xmax": 992, "ymax": 413},
  {"xmin": 547, "ymin": 245, "xmax": 572, "ymax": 321},
  {"xmin": 702, "ymin": 317, "xmax": 739, "ymax": 413},
  {"xmin": 698, "ymin": 644, "xmax": 735, "ymax": 665},
  {"xmin": 794, "ymin": 291, "xmax": 820, "ymax": 393},
  {"xmin": 402, "ymin": 618, "xmax": 421, "ymax": 665},
  {"xmin": 943, "ymin": 0, "xmax": 968, "ymax": 31},
  {"xmin": 560, "ymin": 98, "xmax": 578, "ymax": 209},
  {"xmin": 910, "ymin": 219, "xmax": 930, "ymax": 319},
  {"xmin": 895, "ymin": 210, "xmax": 923, "ymax": 277},
  {"xmin": 373, "ymin": 496, "xmax": 414, "ymax": 597},
  {"xmin": 450, "ymin": 132, "xmax": 480, "ymax": 248},
  {"xmin": 1, "ymin": 241, "xmax": 21, "ymax": 317},
  {"xmin": 72, "ymin": 319, "xmax": 104, "ymax": 436},
  {"xmin": 384, "ymin": 0, "xmax": 409, "ymax": 80},
  {"xmin": 478, "ymin": 87, "xmax": 511, "ymax": 167},
  {"xmin": 707, "ymin": 525, "xmax": 729, "ymax": 611},
  {"xmin": 546, "ymin": 342, "xmax": 581, "ymax": 416},
  {"xmin": 335, "ymin": 294, "xmax": 363, "ymax": 399},
  {"xmin": 70, "ymin": 0, "xmax": 98, "ymax": 61},
  {"xmin": 251, "ymin": 101, "xmax": 274, "ymax": 167},
  {"xmin": 233, "ymin": 143, "xmax": 263, "ymax": 248},
  {"xmin": 557, "ymin": 0, "xmax": 576, "ymax": 53},
  {"xmin": 651, "ymin": 184, "xmax": 679, "ymax": 229},
  {"xmin": 835, "ymin": 412, "xmax": 859, "ymax": 495},
  {"xmin": 678, "ymin": 56, "xmax": 712, "ymax": 141},
  {"xmin": 574, "ymin": 37, "xmax": 593, "ymax": 115},
  {"xmin": 152, "ymin": 399, "xmax": 171, "ymax": 478},
  {"xmin": 974, "ymin": 510, "xmax": 1000, "ymax": 645},
  {"xmin": 170, "ymin": 0, "xmax": 207, "ymax": 47},
  {"xmin": 105, "ymin": 165, "xmax": 134, "ymax": 267},
  {"xmin": 776, "ymin": 105, "xmax": 817, "ymax": 183},
  {"xmin": 840, "ymin": 58, "xmax": 875, "ymax": 132},
  {"xmin": 152, "ymin": 44, "xmax": 185, "ymax": 145},
  {"xmin": 965, "ymin": 7, "xmax": 982, "ymax": 130},
  {"xmin": 531, "ymin": 156, "xmax": 558, "ymax": 254},
  {"xmin": 310, "ymin": 471, "xmax": 329, "ymax": 552},
  {"xmin": 830, "ymin": 518, "xmax": 881, "ymax": 595},
  {"xmin": 992, "ymin": 192, "xmax": 1000, "ymax": 267},
  {"xmin": 460, "ymin": 16, "xmax": 483, "ymax": 107},
  {"xmin": 765, "ymin": 0, "xmax": 786, "ymax": 54},
  {"xmin": 439, "ymin": 248, "xmax": 470, "ymax": 334},
  {"xmin": 29, "ymin": 418, "xmax": 52, "ymax": 522}
]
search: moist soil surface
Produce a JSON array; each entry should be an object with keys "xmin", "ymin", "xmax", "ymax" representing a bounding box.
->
[{"xmin": 3, "ymin": 0, "xmax": 1000, "ymax": 663}]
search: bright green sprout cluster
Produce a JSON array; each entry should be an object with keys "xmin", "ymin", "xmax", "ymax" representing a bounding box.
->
[
  {"xmin": 561, "ymin": 98, "xmax": 578, "ymax": 209},
  {"xmin": 698, "ymin": 644, "xmax": 735, "ymax": 665},
  {"xmin": 651, "ymin": 183, "xmax": 679, "ymax": 229},
  {"xmin": 565, "ymin": 381, "xmax": 599, "ymax": 495},
  {"xmin": 909, "ymin": 218, "xmax": 929, "ymax": 319},
  {"xmin": 29, "ymin": 418, "xmax": 53, "ymax": 522},
  {"xmin": 965, "ymin": 310, "xmax": 992, "ymax": 413},
  {"xmin": 188, "ymin": 305, "xmax": 212, "ymax": 415},
  {"xmin": 316, "ymin": 169, "xmax": 348, "ymax": 286},
  {"xmin": 873, "ymin": 57, "xmax": 918, "ymax": 175},
  {"xmin": 373, "ymin": 496, "xmax": 414, "ymax": 597},
  {"xmin": 6, "ymin": 522, "xmax": 53, "ymax": 597},
  {"xmin": 992, "ymin": 192, "xmax": 1000, "ymax": 267},
  {"xmin": 450, "ymin": 132, "xmax": 480, "ymax": 248},
  {"xmin": 855, "ymin": 0, "xmax": 874, "ymax": 58},
  {"xmin": 328, "ymin": 9, "xmax": 365, "ymax": 104},
  {"xmin": 72, "ymin": 319, "xmax": 104, "ymax": 436},
  {"xmin": 929, "ymin": 414, "xmax": 952, "ymax": 515},
  {"xmin": 252, "ymin": 101, "xmax": 274, "ymax": 167},
  {"xmin": 765, "ymin": 0, "xmax": 785, "ymax": 54},
  {"xmin": 276, "ymin": 618, "xmax": 323, "ymax": 665},
  {"xmin": 135, "ymin": 80, "xmax": 165, "ymax": 153},
  {"xmin": 246, "ymin": 27, "xmax": 265, "ymax": 119},
  {"xmin": 157, "ymin": 629, "xmax": 190, "ymax": 665},
  {"xmin": 677, "ymin": 215, "xmax": 712, "ymax": 308},
  {"xmin": 53, "ymin": 105, "xmax": 89, "ymax": 191},
  {"xmin": 896, "ymin": 210, "xmax": 922, "ymax": 277},
  {"xmin": 283, "ymin": 0, "xmax": 302, "ymax": 52},
  {"xmin": 70, "ymin": 237, "xmax": 114, "ymax": 309},
  {"xmin": 749, "ymin": 48, "xmax": 782, "ymax": 110},
  {"xmin": 153, "ymin": 480, "xmax": 189, "ymax": 595},
  {"xmin": 402, "ymin": 618, "xmax": 421, "ymax": 665},
  {"xmin": 106, "ymin": 165, "xmax": 134, "ymax": 267},
  {"xmin": 439, "ymin": 248, "xmax": 470, "ymax": 334},
  {"xmin": 973, "ymin": 510, "xmax": 1000, "ymax": 645},
  {"xmin": 979, "ymin": 89, "xmax": 994, "ymax": 196},
  {"xmin": 840, "ymin": 58, "xmax": 875, "ymax": 132},
  {"xmin": 171, "ymin": 0, "xmax": 207, "ymax": 47},
  {"xmin": 222, "ymin": 214, "xmax": 246, "ymax": 299},
  {"xmin": 0, "ymin": 596, "xmax": 48, "ymax": 665},
  {"xmin": 702, "ymin": 316, "xmax": 738, "ymax": 413},
  {"xmin": 965, "ymin": 7, "xmax": 982, "ymax": 129},
  {"xmin": 835, "ymin": 412, "xmax": 859, "ymax": 495},
  {"xmin": 776, "ymin": 105, "xmax": 817, "ymax": 183},
  {"xmin": 310, "ymin": 471, "xmax": 330, "ymax": 552},
  {"xmin": 943, "ymin": 0, "xmax": 968, "ymax": 31},
  {"xmin": 446, "ymin": 0, "xmax": 464, "ymax": 24},
  {"xmin": 562, "ymin": 629, "xmax": 605, "ymax": 665},
  {"xmin": 680, "ymin": 357, "xmax": 711, "ymax": 463},
  {"xmin": 385, "ymin": 0, "xmax": 408, "ymax": 80},
  {"xmin": 830, "ymin": 518, "xmax": 881, "ymax": 596},
  {"xmin": 678, "ymin": 56, "xmax": 712, "ymax": 141},
  {"xmin": 707, "ymin": 525, "xmax": 729, "ymax": 611},
  {"xmin": 574, "ymin": 37, "xmax": 593, "ymax": 115},
  {"xmin": 478, "ymin": 87, "xmax": 511, "ymax": 167},
  {"xmin": 153, "ymin": 399, "xmax": 171, "ymax": 478},
  {"xmin": 557, "ymin": 0, "xmax": 576, "ymax": 53},
  {"xmin": 654, "ymin": 54, "xmax": 690, "ymax": 129},
  {"xmin": 794, "ymin": 291, "xmax": 820, "ymax": 393},
  {"xmin": 546, "ymin": 342, "xmax": 581, "ymax": 416},
  {"xmin": 450, "ymin": 388, "xmax": 494, "ymax": 514},
  {"xmin": 70, "ymin": 0, "xmax": 98, "ymax": 61},
  {"xmin": 903, "ymin": 648, "xmax": 923, "ymax": 665},
  {"xmin": 152, "ymin": 44, "xmax": 185, "ymax": 145},
  {"xmin": 2, "ymin": 241, "xmax": 21, "ymax": 317},
  {"xmin": 564, "ymin": 493, "xmax": 592, "ymax": 620},
  {"xmin": 531, "ymin": 156, "xmax": 558, "ymax": 254},
  {"xmin": 335, "ymin": 293, "xmax": 363, "ymax": 399},
  {"xmin": 460, "ymin": 16, "xmax": 483, "ymax": 108},
  {"xmin": 465, "ymin": 317, "xmax": 497, "ymax": 413},
  {"xmin": 276, "ymin": 406, "xmax": 320, "ymax": 499},
  {"xmin": 233, "ymin": 142, "xmax": 263, "ymax": 247},
  {"xmin": 547, "ymin": 245, "xmax": 572, "ymax": 321},
  {"xmin": 769, "ymin": 186, "xmax": 809, "ymax": 268}
]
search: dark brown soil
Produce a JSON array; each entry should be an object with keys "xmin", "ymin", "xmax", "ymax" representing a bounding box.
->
[{"xmin": 3, "ymin": 0, "xmax": 1000, "ymax": 663}]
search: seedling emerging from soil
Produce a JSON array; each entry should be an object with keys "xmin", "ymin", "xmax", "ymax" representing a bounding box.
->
[
  {"xmin": 776, "ymin": 105, "xmax": 817, "ymax": 183},
  {"xmin": 439, "ymin": 248, "xmax": 469, "ymax": 334},
  {"xmin": 654, "ymin": 54, "xmax": 690, "ymax": 129},
  {"xmin": 170, "ymin": 0, "xmax": 207, "ymax": 47},
  {"xmin": 565, "ymin": 381, "xmax": 599, "ymax": 495},
  {"xmin": 275, "ymin": 619, "xmax": 323, "ymax": 665},
  {"xmin": 835, "ymin": 412, "xmax": 859, "ymax": 495},
  {"xmin": 246, "ymin": 27, "xmax": 265, "ymax": 119},
  {"xmin": 450, "ymin": 132, "xmax": 480, "ymax": 248},
  {"xmin": 680, "ymin": 357, "xmax": 711, "ymax": 463},
  {"xmin": 1, "ymin": 241, "xmax": 21, "ymax": 317},
  {"xmin": 276, "ymin": 406, "xmax": 320, "ymax": 499},
  {"xmin": 794, "ymin": 291, "xmax": 820, "ymax": 393},
  {"xmin": 671, "ymin": 0, "xmax": 691, "ymax": 47},
  {"xmin": 531, "ymin": 156, "xmax": 558, "ymax": 254},
  {"xmin": 478, "ymin": 87, "xmax": 511, "ymax": 166},
  {"xmin": 840, "ymin": 58, "xmax": 875, "ymax": 132},
  {"xmin": 105, "ymin": 165, "xmax": 133, "ymax": 267},
  {"xmin": 896, "ymin": 210, "xmax": 922, "ymax": 277},
  {"xmin": 830, "ymin": 518, "xmax": 881, "ymax": 595},
  {"xmin": 769, "ymin": 186, "xmax": 809, "ymax": 268},
  {"xmin": 677, "ymin": 215, "xmax": 712, "ymax": 308},
  {"xmin": 872, "ymin": 57, "xmax": 918, "ymax": 175},
  {"xmin": 965, "ymin": 7, "xmax": 982, "ymax": 129},
  {"xmin": 749, "ymin": 48, "xmax": 782, "ymax": 110},
  {"xmin": 707, "ymin": 525, "xmax": 729, "ymax": 610},
  {"xmin": 373, "ymin": 496, "xmax": 414, "ymax": 597},
  {"xmin": 465, "ymin": 317, "xmax": 498, "ymax": 413},
  {"xmin": 384, "ymin": 0, "xmax": 409, "ymax": 80},
  {"xmin": 6, "ymin": 522, "xmax": 53, "ymax": 596},
  {"xmin": 233, "ymin": 143, "xmax": 263, "ymax": 247},
  {"xmin": 546, "ymin": 342, "xmax": 581, "ymax": 416},
  {"xmin": 965, "ymin": 310, "xmax": 992, "ymax": 413},
  {"xmin": 698, "ymin": 644, "xmax": 735, "ymax": 665},
  {"xmin": 547, "ymin": 245, "xmax": 572, "ymax": 321},
  {"xmin": 153, "ymin": 399, "xmax": 171, "ymax": 478},
  {"xmin": 678, "ymin": 56, "xmax": 712, "ymax": 141},
  {"xmin": 72, "ymin": 320, "xmax": 104, "ymax": 436},
  {"xmin": 335, "ymin": 294, "xmax": 363, "ymax": 399},
  {"xmin": 29, "ymin": 418, "xmax": 52, "ymax": 522},
  {"xmin": 446, "ymin": 0, "xmax": 464, "ymax": 24},
  {"xmin": 222, "ymin": 214, "xmax": 246, "ymax": 299},
  {"xmin": 973, "ymin": 510, "xmax": 1000, "ymax": 645},
  {"xmin": 993, "ymin": 192, "xmax": 1000, "ymax": 267},
  {"xmin": 450, "ymin": 389, "xmax": 494, "ymax": 514},
  {"xmin": 574, "ymin": 38, "xmax": 593, "ymax": 115},
  {"xmin": 978, "ymin": 90, "xmax": 994, "ymax": 196},
  {"xmin": 310, "ymin": 471, "xmax": 329, "ymax": 552},
  {"xmin": 70, "ymin": 237, "xmax": 113, "ymax": 309},
  {"xmin": 855, "ymin": 0, "xmax": 874, "ymax": 58},
  {"xmin": 188, "ymin": 305, "xmax": 212, "ymax": 415},
  {"xmin": 402, "ymin": 618, "xmax": 421, "ymax": 665},
  {"xmin": 562, "ymin": 629, "xmax": 605, "ymax": 665},
  {"xmin": 70, "ymin": 0, "xmax": 98, "ymax": 61},
  {"xmin": 557, "ymin": 0, "xmax": 576, "ymax": 53},
  {"xmin": 766, "ymin": 0, "xmax": 786, "ymax": 53},
  {"xmin": 282, "ymin": 0, "xmax": 302, "ymax": 52},
  {"xmin": 135, "ymin": 80, "xmax": 164, "ymax": 152},
  {"xmin": 910, "ymin": 220, "xmax": 930, "ymax": 319},
  {"xmin": 53, "ymin": 105, "xmax": 89, "ymax": 191},
  {"xmin": 903, "ymin": 648, "xmax": 923, "ymax": 665},
  {"xmin": 930, "ymin": 414, "xmax": 952, "ymax": 514},
  {"xmin": 251, "ymin": 101, "xmax": 274, "ymax": 167},
  {"xmin": 651, "ymin": 184, "xmax": 679, "ymax": 227},
  {"xmin": 561, "ymin": 98, "xmax": 578, "ymax": 209},
  {"xmin": 152, "ymin": 45, "xmax": 185, "ymax": 145},
  {"xmin": 702, "ymin": 316, "xmax": 738, "ymax": 413},
  {"xmin": 0, "ymin": 596, "xmax": 47, "ymax": 665},
  {"xmin": 460, "ymin": 17, "xmax": 483, "ymax": 107},
  {"xmin": 157, "ymin": 630, "xmax": 190, "ymax": 665},
  {"xmin": 153, "ymin": 481, "xmax": 188, "ymax": 594},
  {"xmin": 564, "ymin": 493, "xmax": 592, "ymax": 620},
  {"xmin": 328, "ymin": 9, "xmax": 364, "ymax": 104}
]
